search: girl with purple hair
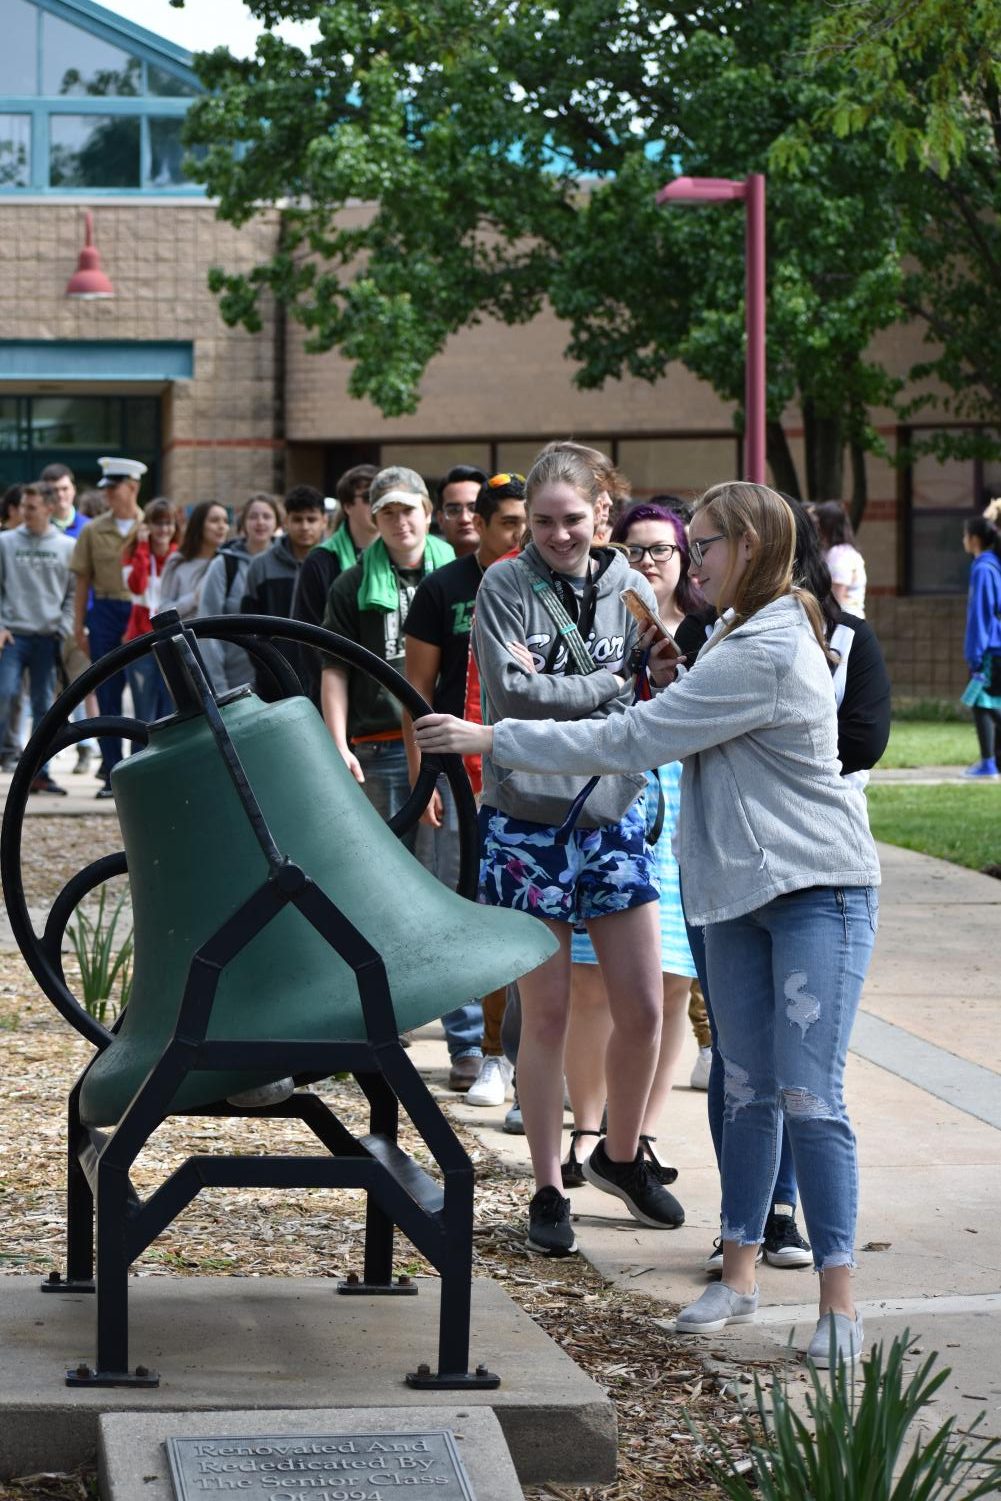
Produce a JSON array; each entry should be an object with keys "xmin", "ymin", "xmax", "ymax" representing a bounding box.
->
[{"xmin": 560, "ymin": 502, "xmax": 707, "ymax": 1191}]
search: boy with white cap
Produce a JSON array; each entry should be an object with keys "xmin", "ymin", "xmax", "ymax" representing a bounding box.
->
[{"xmin": 69, "ymin": 456, "xmax": 145, "ymax": 795}]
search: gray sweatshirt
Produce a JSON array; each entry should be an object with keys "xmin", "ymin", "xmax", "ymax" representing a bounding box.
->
[
  {"xmin": 158, "ymin": 553, "xmax": 214, "ymax": 621},
  {"xmin": 472, "ymin": 542, "xmax": 658, "ymax": 827},
  {"xmin": 492, "ymin": 595, "xmax": 880, "ymax": 923},
  {"xmin": 0, "ymin": 524, "xmax": 76, "ymax": 637},
  {"xmin": 196, "ymin": 540, "xmax": 255, "ymax": 693}
]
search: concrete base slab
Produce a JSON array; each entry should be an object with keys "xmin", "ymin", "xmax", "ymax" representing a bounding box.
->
[
  {"xmin": 0, "ymin": 1275, "xmax": 614, "ymax": 1486},
  {"xmin": 99, "ymin": 1405, "xmax": 524, "ymax": 1501}
]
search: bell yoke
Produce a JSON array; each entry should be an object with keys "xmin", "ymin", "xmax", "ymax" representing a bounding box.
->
[{"xmin": 0, "ymin": 608, "xmax": 556, "ymax": 1390}]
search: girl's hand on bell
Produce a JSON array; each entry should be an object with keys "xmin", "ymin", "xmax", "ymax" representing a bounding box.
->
[{"xmin": 414, "ymin": 714, "xmax": 493, "ymax": 756}]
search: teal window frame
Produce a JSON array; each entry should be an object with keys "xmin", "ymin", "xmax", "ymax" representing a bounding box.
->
[{"xmin": 0, "ymin": 0, "xmax": 205, "ymax": 197}]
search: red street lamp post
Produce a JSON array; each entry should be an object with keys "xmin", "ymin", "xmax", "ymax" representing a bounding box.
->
[{"xmin": 656, "ymin": 173, "xmax": 766, "ymax": 484}]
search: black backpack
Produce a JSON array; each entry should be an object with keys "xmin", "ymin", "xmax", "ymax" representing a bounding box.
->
[{"xmin": 222, "ymin": 550, "xmax": 242, "ymax": 601}]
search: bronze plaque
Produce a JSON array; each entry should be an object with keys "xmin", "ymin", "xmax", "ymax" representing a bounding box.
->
[{"xmin": 166, "ymin": 1429, "xmax": 476, "ymax": 1498}]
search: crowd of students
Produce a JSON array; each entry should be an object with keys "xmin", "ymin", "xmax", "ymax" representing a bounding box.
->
[{"xmin": 7, "ymin": 442, "xmax": 995, "ymax": 1371}]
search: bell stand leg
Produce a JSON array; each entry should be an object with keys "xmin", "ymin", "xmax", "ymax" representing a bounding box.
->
[
  {"xmin": 338, "ymin": 1068, "xmax": 417, "ymax": 1297},
  {"xmin": 65, "ymin": 1144, "xmax": 157, "ymax": 1388},
  {"xmin": 42, "ymin": 1081, "xmax": 95, "ymax": 1295},
  {"xmin": 406, "ymin": 1172, "xmax": 497, "ymax": 1391}
]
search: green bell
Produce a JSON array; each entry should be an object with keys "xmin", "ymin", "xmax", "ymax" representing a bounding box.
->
[{"xmin": 79, "ymin": 692, "xmax": 555, "ymax": 1128}]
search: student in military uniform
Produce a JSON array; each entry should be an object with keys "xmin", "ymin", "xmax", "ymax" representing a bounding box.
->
[{"xmin": 69, "ymin": 457, "xmax": 145, "ymax": 796}]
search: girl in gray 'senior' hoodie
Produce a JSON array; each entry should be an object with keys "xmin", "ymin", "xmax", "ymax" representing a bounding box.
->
[
  {"xmin": 416, "ymin": 481, "xmax": 881, "ymax": 1370},
  {"xmin": 466, "ymin": 446, "xmax": 687, "ymax": 1258}
]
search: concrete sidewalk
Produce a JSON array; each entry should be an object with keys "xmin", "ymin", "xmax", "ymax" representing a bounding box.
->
[
  {"xmin": 869, "ymin": 765, "xmax": 985, "ymax": 786},
  {"xmin": 434, "ymin": 842, "xmax": 1001, "ymax": 1440}
]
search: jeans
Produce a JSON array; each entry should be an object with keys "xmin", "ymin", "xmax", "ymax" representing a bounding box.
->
[
  {"xmin": 704, "ymin": 885, "xmax": 878, "ymax": 1271},
  {"xmin": 685, "ymin": 916, "xmax": 799, "ymax": 1211},
  {"xmin": 87, "ymin": 598, "xmax": 133, "ymax": 779},
  {"xmin": 354, "ymin": 740, "xmax": 483, "ymax": 1060},
  {"xmin": 127, "ymin": 653, "xmax": 173, "ymax": 725},
  {"xmin": 0, "ymin": 633, "xmax": 60, "ymax": 773},
  {"xmin": 421, "ymin": 778, "xmax": 484, "ymax": 1059}
]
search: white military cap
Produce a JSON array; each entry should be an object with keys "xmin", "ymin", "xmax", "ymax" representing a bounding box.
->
[{"xmin": 97, "ymin": 456, "xmax": 148, "ymax": 487}]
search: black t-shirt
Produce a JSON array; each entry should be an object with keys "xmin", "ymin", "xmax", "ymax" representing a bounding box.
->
[{"xmin": 403, "ymin": 551, "xmax": 483, "ymax": 715}]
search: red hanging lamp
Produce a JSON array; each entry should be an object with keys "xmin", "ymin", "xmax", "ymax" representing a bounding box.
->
[{"xmin": 66, "ymin": 209, "xmax": 115, "ymax": 299}]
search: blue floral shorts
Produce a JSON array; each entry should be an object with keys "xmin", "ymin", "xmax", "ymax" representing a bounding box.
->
[{"xmin": 478, "ymin": 801, "xmax": 659, "ymax": 925}]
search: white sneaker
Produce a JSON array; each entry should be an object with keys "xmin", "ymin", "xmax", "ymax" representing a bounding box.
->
[
  {"xmin": 690, "ymin": 1046, "xmax": 712, "ymax": 1090},
  {"xmin": 466, "ymin": 1055, "xmax": 514, "ymax": 1107}
]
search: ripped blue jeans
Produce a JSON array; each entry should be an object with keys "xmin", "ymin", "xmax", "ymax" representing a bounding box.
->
[{"xmin": 704, "ymin": 885, "xmax": 878, "ymax": 1271}]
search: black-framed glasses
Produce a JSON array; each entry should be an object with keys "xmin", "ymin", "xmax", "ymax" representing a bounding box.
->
[
  {"xmin": 689, "ymin": 533, "xmax": 726, "ymax": 568},
  {"xmin": 625, "ymin": 542, "xmax": 678, "ymax": 564}
]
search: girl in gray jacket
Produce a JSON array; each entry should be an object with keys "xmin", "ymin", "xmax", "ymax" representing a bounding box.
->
[
  {"xmin": 467, "ymin": 447, "xmax": 690, "ymax": 1256},
  {"xmin": 416, "ymin": 480, "xmax": 880, "ymax": 1370}
]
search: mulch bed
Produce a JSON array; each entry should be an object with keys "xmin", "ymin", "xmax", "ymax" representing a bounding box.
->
[{"xmin": 0, "ymin": 818, "xmax": 769, "ymax": 1500}]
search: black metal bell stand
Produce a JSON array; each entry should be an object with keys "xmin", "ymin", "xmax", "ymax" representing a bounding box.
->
[{"xmin": 0, "ymin": 611, "xmax": 496, "ymax": 1390}]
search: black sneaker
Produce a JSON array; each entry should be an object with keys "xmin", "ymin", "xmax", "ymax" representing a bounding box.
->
[
  {"xmin": 705, "ymin": 1237, "xmax": 763, "ymax": 1279},
  {"xmin": 527, "ymin": 1186, "xmax": 577, "ymax": 1256},
  {"xmin": 583, "ymin": 1139, "xmax": 685, "ymax": 1228},
  {"xmin": 763, "ymin": 1205, "xmax": 813, "ymax": 1268}
]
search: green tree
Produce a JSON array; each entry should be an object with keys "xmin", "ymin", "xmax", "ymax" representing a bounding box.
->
[
  {"xmin": 786, "ymin": 0, "xmax": 1001, "ymax": 461},
  {"xmin": 182, "ymin": 0, "xmax": 908, "ymax": 502}
]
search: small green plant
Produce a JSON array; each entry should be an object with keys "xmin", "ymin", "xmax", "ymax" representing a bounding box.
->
[
  {"xmin": 68, "ymin": 885, "xmax": 134, "ymax": 1024},
  {"xmin": 694, "ymin": 1331, "xmax": 1001, "ymax": 1500}
]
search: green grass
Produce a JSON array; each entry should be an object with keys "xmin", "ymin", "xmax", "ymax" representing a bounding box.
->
[
  {"xmin": 878, "ymin": 721, "xmax": 975, "ymax": 769},
  {"xmin": 867, "ymin": 785, "xmax": 1001, "ymax": 872}
]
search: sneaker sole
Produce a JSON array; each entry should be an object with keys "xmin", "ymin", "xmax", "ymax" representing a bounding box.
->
[
  {"xmin": 581, "ymin": 1157, "xmax": 685, "ymax": 1229},
  {"xmin": 526, "ymin": 1234, "xmax": 578, "ymax": 1257},
  {"xmin": 807, "ymin": 1344, "xmax": 863, "ymax": 1368},
  {"xmin": 675, "ymin": 1311, "xmax": 757, "ymax": 1334},
  {"xmin": 465, "ymin": 1092, "xmax": 506, "ymax": 1108},
  {"xmin": 765, "ymin": 1248, "xmax": 814, "ymax": 1268}
]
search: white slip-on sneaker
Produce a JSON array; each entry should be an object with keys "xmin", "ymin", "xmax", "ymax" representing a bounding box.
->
[
  {"xmin": 466, "ymin": 1055, "xmax": 514, "ymax": 1107},
  {"xmin": 675, "ymin": 1281, "xmax": 759, "ymax": 1334},
  {"xmin": 807, "ymin": 1311, "xmax": 865, "ymax": 1368},
  {"xmin": 690, "ymin": 1046, "xmax": 712, "ymax": 1090}
]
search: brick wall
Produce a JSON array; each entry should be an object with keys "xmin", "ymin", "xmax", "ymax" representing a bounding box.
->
[
  {"xmin": 866, "ymin": 594, "xmax": 969, "ymax": 701},
  {"xmin": 0, "ymin": 201, "xmax": 282, "ymax": 503}
]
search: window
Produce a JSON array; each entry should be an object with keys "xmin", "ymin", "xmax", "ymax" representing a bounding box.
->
[
  {"xmin": 30, "ymin": 397, "xmax": 122, "ymax": 450},
  {"xmin": 0, "ymin": 399, "xmax": 24, "ymax": 452},
  {"xmin": 0, "ymin": 395, "xmax": 160, "ymax": 495},
  {"xmin": 905, "ymin": 427, "xmax": 995, "ymax": 594},
  {"xmin": 149, "ymin": 117, "xmax": 205, "ymax": 188},
  {"xmin": 0, "ymin": 115, "xmax": 31, "ymax": 186},
  {"xmin": 0, "ymin": 0, "xmax": 37, "ymax": 96},
  {"xmin": 42, "ymin": 12, "xmax": 140, "ymax": 97},
  {"xmin": 0, "ymin": 0, "xmax": 203, "ymax": 194},
  {"xmin": 148, "ymin": 64, "xmax": 199, "ymax": 99},
  {"xmin": 50, "ymin": 114, "xmax": 140, "ymax": 189}
]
